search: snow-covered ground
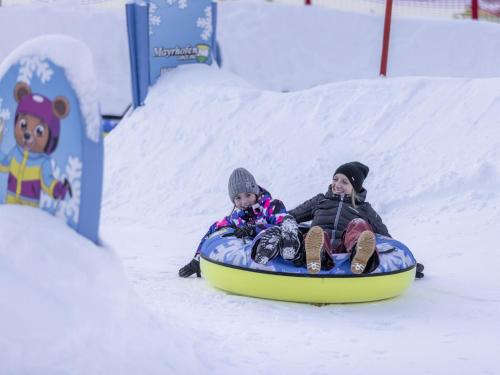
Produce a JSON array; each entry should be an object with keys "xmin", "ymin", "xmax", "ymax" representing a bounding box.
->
[{"xmin": 1, "ymin": 1, "xmax": 500, "ymax": 374}]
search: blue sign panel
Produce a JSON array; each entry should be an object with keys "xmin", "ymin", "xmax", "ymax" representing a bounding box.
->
[
  {"xmin": 148, "ymin": 0, "xmax": 214, "ymax": 82},
  {"xmin": 127, "ymin": 0, "xmax": 218, "ymax": 108},
  {"xmin": 0, "ymin": 35, "xmax": 103, "ymax": 243}
]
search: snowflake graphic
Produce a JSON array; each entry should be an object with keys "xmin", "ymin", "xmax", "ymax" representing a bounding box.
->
[
  {"xmin": 0, "ymin": 119, "xmax": 5, "ymax": 146},
  {"xmin": 149, "ymin": 2, "xmax": 161, "ymax": 36},
  {"xmin": 377, "ymin": 249, "xmax": 410, "ymax": 273},
  {"xmin": 0, "ymin": 98, "xmax": 11, "ymax": 122},
  {"xmin": 197, "ymin": 6, "xmax": 212, "ymax": 41},
  {"xmin": 165, "ymin": 0, "xmax": 188, "ymax": 9},
  {"xmin": 17, "ymin": 56, "xmax": 54, "ymax": 85},
  {"xmin": 40, "ymin": 156, "xmax": 82, "ymax": 225},
  {"xmin": 0, "ymin": 98, "xmax": 10, "ymax": 145},
  {"xmin": 210, "ymin": 239, "xmax": 250, "ymax": 266}
]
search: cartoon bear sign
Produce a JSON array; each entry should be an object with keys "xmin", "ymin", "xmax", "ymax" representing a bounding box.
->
[
  {"xmin": 0, "ymin": 82, "xmax": 72, "ymax": 206},
  {"xmin": 0, "ymin": 35, "xmax": 104, "ymax": 243}
]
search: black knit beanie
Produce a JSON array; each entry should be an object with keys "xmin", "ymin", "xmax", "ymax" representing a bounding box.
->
[{"xmin": 334, "ymin": 162, "xmax": 369, "ymax": 193}]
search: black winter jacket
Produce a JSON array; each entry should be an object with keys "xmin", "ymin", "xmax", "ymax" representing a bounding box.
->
[{"xmin": 289, "ymin": 185, "xmax": 390, "ymax": 244}]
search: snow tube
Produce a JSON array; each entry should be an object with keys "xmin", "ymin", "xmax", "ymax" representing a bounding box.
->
[{"xmin": 200, "ymin": 228, "xmax": 416, "ymax": 304}]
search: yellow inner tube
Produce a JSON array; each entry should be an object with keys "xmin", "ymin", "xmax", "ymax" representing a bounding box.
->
[{"xmin": 201, "ymin": 257, "xmax": 416, "ymax": 304}]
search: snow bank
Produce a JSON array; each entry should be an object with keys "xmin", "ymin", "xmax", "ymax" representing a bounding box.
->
[
  {"xmin": 0, "ymin": 205, "xmax": 199, "ymax": 374},
  {"xmin": 102, "ymin": 65, "xmax": 500, "ymax": 228}
]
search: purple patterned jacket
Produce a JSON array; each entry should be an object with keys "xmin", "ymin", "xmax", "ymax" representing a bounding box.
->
[{"xmin": 194, "ymin": 186, "xmax": 288, "ymax": 256}]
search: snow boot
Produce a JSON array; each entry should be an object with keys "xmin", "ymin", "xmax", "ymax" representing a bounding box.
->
[
  {"xmin": 254, "ymin": 226, "xmax": 282, "ymax": 265},
  {"xmin": 351, "ymin": 230, "xmax": 376, "ymax": 274},
  {"xmin": 280, "ymin": 215, "xmax": 301, "ymax": 261},
  {"xmin": 305, "ymin": 226, "xmax": 324, "ymax": 274}
]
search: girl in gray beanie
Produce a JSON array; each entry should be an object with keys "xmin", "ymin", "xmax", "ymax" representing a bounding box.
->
[{"xmin": 179, "ymin": 168, "xmax": 301, "ymax": 278}]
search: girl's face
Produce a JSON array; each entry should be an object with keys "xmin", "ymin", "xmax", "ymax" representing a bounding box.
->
[
  {"xmin": 234, "ymin": 192, "xmax": 258, "ymax": 209},
  {"xmin": 331, "ymin": 173, "xmax": 354, "ymax": 195}
]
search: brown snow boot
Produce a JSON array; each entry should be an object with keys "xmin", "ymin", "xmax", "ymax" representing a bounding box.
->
[
  {"xmin": 351, "ymin": 230, "xmax": 376, "ymax": 274},
  {"xmin": 305, "ymin": 226, "xmax": 324, "ymax": 275}
]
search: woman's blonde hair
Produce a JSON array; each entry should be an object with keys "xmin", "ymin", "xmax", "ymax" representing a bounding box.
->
[
  {"xmin": 351, "ymin": 190, "xmax": 358, "ymax": 208},
  {"xmin": 330, "ymin": 181, "xmax": 358, "ymax": 207},
  {"xmin": 332, "ymin": 174, "xmax": 358, "ymax": 207}
]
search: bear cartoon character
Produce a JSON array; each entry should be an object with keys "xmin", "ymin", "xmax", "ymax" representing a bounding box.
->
[{"xmin": 0, "ymin": 82, "xmax": 72, "ymax": 207}]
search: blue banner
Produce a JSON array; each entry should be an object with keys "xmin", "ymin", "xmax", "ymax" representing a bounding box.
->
[
  {"xmin": 148, "ymin": 0, "xmax": 214, "ymax": 82},
  {"xmin": 127, "ymin": 0, "xmax": 218, "ymax": 108}
]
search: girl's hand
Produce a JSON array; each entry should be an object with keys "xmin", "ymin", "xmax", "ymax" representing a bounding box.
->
[
  {"xmin": 178, "ymin": 258, "xmax": 201, "ymax": 278},
  {"xmin": 222, "ymin": 225, "xmax": 256, "ymax": 239}
]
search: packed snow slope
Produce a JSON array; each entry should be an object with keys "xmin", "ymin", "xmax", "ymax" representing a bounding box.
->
[
  {"xmin": 101, "ymin": 42, "xmax": 500, "ymax": 375},
  {"xmin": 1, "ymin": 1, "xmax": 500, "ymax": 374}
]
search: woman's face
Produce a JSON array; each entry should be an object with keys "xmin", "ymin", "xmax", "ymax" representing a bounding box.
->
[
  {"xmin": 331, "ymin": 173, "xmax": 353, "ymax": 195},
  {"xmin": 234, "ymin": 192, "xmax": 258, "ymax": 209}
]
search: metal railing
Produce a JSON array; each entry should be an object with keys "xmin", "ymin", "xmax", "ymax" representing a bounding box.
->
[{"xmin": 258, "ymin": 0, "xmax": 500, "ymax": 21}]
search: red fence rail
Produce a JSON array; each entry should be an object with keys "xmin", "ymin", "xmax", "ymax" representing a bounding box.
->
[{"xmin": 302, "ymin": 0, "xmax": 500, "ymax": 20}]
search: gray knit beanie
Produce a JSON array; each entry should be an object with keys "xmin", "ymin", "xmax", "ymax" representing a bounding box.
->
[{"xmin": 228, "ymin": 168, "xmax": 260, "ymax": 202}]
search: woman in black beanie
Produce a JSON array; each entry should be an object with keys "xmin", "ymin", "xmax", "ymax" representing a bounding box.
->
[{"xmin": 289, "ymin": 161, "xmax": 390, "ymax": 275}]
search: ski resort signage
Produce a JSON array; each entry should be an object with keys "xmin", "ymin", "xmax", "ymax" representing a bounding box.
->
[
  {"xmin": 0, "ymin": 35, "xmax": 104, "ymax": 243},
  {"xmin": 127, "ymin": 0, "xmax": 218, "ymax": 107}
]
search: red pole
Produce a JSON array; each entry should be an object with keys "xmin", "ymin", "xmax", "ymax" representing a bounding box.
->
[
  {"xmin": 471, "ymin": 0, "xmax": 479, "ymax": 19},
  {"xmin": 380, "ymin": 0, "xmax": 393, "ymax": 76},
  {"xmin": 305, "ymin": 0, "xmax": 311, "ymax": 5}
]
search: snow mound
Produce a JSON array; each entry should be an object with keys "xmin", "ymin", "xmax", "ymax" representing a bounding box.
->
[
  {"xmin": 102, "ymin": 65, "xmax": 500, "ymax": 230},
  {"xmin": 0, "ymin": 205, "xmax": 198, "ymax": 374}
]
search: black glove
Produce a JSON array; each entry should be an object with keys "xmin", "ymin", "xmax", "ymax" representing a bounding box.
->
[
  {"xmin": 222, "ymin": 225, "xmax": 256, "ymax": 239},
  {"xmin": 178, "ymin": 258, "xmax": 201, "ymax": 278},
  {"xmin": 416, "ymin": 262, "xmax": 425, "ymax": 279}
]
